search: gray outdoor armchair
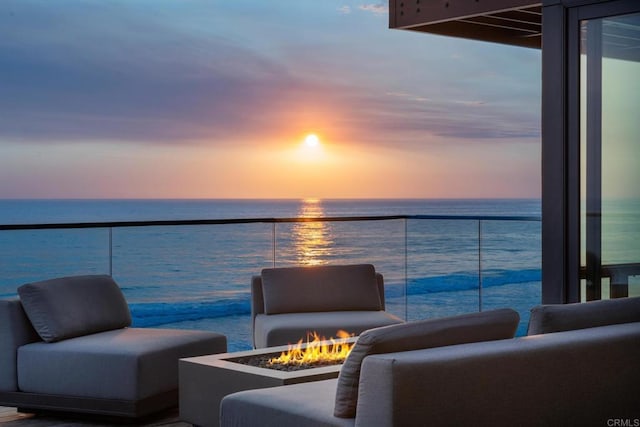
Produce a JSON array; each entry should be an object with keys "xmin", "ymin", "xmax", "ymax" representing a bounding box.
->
[
  {"xmin": 250, "ymin": 264, "xmax": 404, "ymax": 348},
  {"xmin": 0, "ymin": 274, "xmax": 227, "ymax": 419}
]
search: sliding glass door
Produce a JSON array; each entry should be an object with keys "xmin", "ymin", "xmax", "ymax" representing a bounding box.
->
[{"xmin": 580, "ymin": 10, "xmax": 640, "ymax": 300}]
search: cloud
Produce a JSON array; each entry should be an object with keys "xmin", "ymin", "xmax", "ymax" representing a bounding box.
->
[
  {"xmin": 0, "ymin": 43, "xmax": 538, "ymax": 148},
  {"xmin": 0, "ymin": 3, "xmax": 303, "ymax": 145},
  {"xmin": 0, "ymin": 1, "xmax": 539, "ymax": 152},
  {"xmin": 338, "ymin": 5, "xmax": 351, "ymax": 14},
  {"xmin": 358, "ymin": 3, "xmax": 388, "ymax": 15},
  {"xmin": 369, "ymin": 91, "xmax": 539, "ymax": 142}
]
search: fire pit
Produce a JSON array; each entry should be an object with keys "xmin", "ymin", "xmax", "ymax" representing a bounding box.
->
[
  {"xmin": 230, "ymin": 330, "xmax": 354, "ymax": 371},
  {"xmin": 179, "ymin": 334, "xmax": 358, "ymax": 427}
]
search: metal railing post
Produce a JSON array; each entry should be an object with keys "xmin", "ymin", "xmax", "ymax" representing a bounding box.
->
[
  {"xmin": 272, "ymin": 223, "xmax": 276, "ymax": 268},
  {"xmin": 109, "ymin": 227, "xmax": 113, "ymax": 276},
  {"xmin": 404, "ymin": 217, "xmax": 408, "ymax": 321},
  {"xmin": 478, "ymin": 220, "xmax": 483, "ymax": 312}
]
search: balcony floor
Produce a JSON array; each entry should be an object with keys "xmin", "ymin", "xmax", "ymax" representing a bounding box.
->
[{"xmin": 0, "ymin": 406, "xmax": 189, "ymax": 427}]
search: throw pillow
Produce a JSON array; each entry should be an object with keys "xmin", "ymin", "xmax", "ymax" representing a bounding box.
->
[
  {"xmin": 261, "ymin": 264, "xmax": 381, "ymax": 314},
  {"xmin": 527, "ymin": 296, "xmax": 640, "ymax": 335},
  {"xmin": 18, "ymin": 274, "xmax": 132, "ymax": 343}
]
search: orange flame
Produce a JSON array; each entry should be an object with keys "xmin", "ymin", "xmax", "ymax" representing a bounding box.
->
[{"xmin": 268, "ymin": 330, "xmax": 354, "ymax": 366}]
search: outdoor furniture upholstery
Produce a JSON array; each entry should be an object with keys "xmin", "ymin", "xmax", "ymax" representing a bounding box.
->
[
  {"xmin": 221, "ymin": 298, "xmax": 640, "ymax": 426},
  {"xmin": 250, "ymin": 264, "xmax": 404, "ymax": 348},
  {"xmin": 0, "ymin": 274, "xmax": 227, "ymax": 419}
]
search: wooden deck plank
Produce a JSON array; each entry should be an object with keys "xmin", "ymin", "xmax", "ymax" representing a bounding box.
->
[{"xmin": 0, "ymin": 407, "xmax": 190, "ymax": 426}]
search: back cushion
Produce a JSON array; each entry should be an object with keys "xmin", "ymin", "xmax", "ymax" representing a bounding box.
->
[
  {"xmin": 527, "ymin": 296, "xmax": 640, "ymax": 335},
  {"xmin": 261, "ymin": 264, "xmax": 381, "ymax": 314},
  {"xmin": 334, "ymin": 308, "xmax": 520, "ymax": 418},
  {"xmin": 18, "ymin": 275, "xmax": 132, "ymax": 343}
]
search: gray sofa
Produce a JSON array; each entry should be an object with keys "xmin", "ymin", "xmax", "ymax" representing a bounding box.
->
[
  {"xmin": 251, "ymin": 264, "xmax": 404, "ymax": 348},
  {"xmin": 221, "ymin": 297, "xmax": 640, "ymax": 427},
  {"xmin": 0, "ymin": 274, "xmax": 227, "ymax": 419}
]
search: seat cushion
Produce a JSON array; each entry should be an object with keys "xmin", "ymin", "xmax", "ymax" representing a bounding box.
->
[
  {"xmin": 260, "ymin": 264, "xmax": 382, "ymax": 314},
  {"xmin": 17, "ymin": 275, "xmax": 132, "ymax": 343},
  {"xmin": 221, "ymin": 379, "xmax": 353, "ymax": 427},
  {"xmin": 334, "ymin": 308, "xmax": 520, "ymax": 418},
  {"xmin": 253, "ymin": 311, "xmax": 403, "ymax": 348},
  {"xmin": 17, "ymin": 328, "xmax": 226, "ymax": 400},
  {"xmin": 527, "ymin": 296, "xmax": 640, "ymax": 335}
]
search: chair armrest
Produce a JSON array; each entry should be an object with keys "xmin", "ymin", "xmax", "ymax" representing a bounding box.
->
[
  {"xmin": 250, "ymin": 276, "xmax": 265, "ymax": 348},
  {"xmin": 251, "ymin": 276, "xmax": 265, "ymax": 318},
  {"xmin": 0, "ymin": 299, "xmax": 41, "ymax": 391},
  {"xmin": 375, "ymin": 273, "xmax": 385, "ymax": 311}
]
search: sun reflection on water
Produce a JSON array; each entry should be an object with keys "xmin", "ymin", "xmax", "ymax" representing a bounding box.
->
[{"xmin": 293, "ymin": 199, "xmax": 334, "ymax": 266}]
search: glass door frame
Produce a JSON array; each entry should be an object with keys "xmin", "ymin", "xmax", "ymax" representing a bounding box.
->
[{"xmin": 541, "ymin": 0, "xmax": 640, "ymax": 304}]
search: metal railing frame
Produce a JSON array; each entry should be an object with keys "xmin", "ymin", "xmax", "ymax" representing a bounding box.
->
[{"xmin": 1, "ymin": 214, "xmax": 542, "ymax": 318}]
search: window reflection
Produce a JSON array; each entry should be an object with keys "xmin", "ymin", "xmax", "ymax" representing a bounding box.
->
[{"xmin": 580, "ymin": 12, "xmax": 640, "ymax": 300}]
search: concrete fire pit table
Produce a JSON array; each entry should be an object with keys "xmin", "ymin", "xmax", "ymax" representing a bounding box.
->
[{"xmin": 179, "ymin": 338, "xmax": 356, "ymax": 427}]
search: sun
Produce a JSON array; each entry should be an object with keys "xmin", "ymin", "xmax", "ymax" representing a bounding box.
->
[
  {"xmin": 295, "ymin": 133, "xmax": 325, "ymax": 163},
  {"xmin": 304, "ymin": 134, "xmax": 320, "ymax": 148}
]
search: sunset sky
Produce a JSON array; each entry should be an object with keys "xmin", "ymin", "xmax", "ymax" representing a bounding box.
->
[{"xmin": 0, "ymin": 0, "xmax": 542, "ymax": 199}]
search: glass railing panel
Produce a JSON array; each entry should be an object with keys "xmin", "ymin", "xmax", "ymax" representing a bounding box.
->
[
  {"xmin": 273, "ymin": 219, "xmax": 407, "ymax": 320},
  {"xmin": 0, "ymin": 214, "xmax": 543, "ymax": 349},
  {"xmin": 0, "ymin": 228, "xmax": 110, "ymax": 299},
  {"xmin": 111, "ymin": 223, "xmax": 273, "ymax": 351},
  {"xmin": 406, "ymin": 219, "xmax": 481, "ymax": 321},
  {"xmin": 479, "ymin": 220, "xmax": 542, "ymax": 336}
]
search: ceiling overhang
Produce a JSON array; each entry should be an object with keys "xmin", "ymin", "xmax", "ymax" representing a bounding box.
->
[{"xmin": 389, "ymin": 0, "xmax": 542, "ymax": 49}]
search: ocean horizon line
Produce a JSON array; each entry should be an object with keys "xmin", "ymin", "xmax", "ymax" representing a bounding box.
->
[
  {"xmin": 0, "ymin": 196, "xmax": 542, "ymax": 201},
  {"xmin": 0, "ymin": 198, "xmax": 542, "ymax": 226}
]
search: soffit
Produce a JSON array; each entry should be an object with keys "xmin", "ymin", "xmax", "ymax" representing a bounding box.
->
[{"xmin": 389, "ymin": 0, "xmax": 542, "ymax": 49}]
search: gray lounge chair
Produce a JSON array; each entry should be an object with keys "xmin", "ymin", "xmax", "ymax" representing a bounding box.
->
[
  {"xmin": 0, "ymin": 274, "xmax": 227, "ymax": 419},
  {"xmin": 251, "ymin": 264, "xmax": 404, "ymax": 348}
]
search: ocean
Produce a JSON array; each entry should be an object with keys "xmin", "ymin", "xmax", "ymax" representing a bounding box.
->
[{"xmin": 0, "ymin": 199, "xmax": 542, "ymax": 351}]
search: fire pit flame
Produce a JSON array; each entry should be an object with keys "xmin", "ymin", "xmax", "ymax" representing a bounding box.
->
[{"xmin": 268, "ymin": 330, "xmax": 354, "ymax": 367}]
